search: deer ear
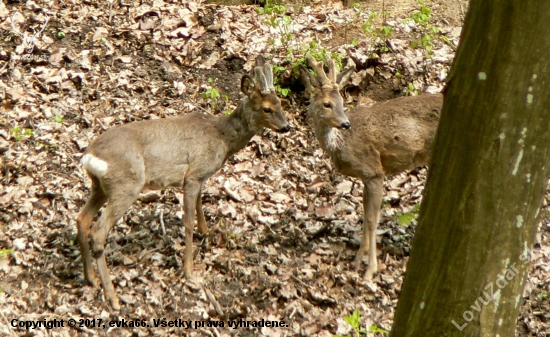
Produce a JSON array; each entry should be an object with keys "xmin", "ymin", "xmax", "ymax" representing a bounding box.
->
[
  {"xmin": 255, "ymin": 54, "xmax": 266, "ymax": 67},
  {"xmin": 337, "ymin": 66, "xmax": 355, "ymax": 90},
  {"xmin": 241, "ymin": 75, "xmax": 255, "ymax": 96},
  {"xmin": 299, "ymin": 65, "xmax": 320, "ymax": 92}
]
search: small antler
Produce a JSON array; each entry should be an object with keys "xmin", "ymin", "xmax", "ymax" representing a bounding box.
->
[
  {"xmin": 254, "ymin": 67, "xmax": 270, "ymax": 95},
  {"xmin": 263, "ymin": 62, "xmax": 275, "ymax": 92},
  {"xmin": 254, "ymin": 55, "xmax": 274, "ymax": 94},
  {"xmin": 307, "ymin": 56, "xmax": 337, "ymax": 87},
  {"xmin": 325, "ymin": 57, "xmax": 337, "ymax": 83}
]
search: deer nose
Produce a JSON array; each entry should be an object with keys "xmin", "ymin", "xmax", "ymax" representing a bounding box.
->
[
  {"xmin": 279, "ymin": 124, "xmax": 291, "ymax": 133},
  {"xmin": 340, "ymin": 121, "xmax": 351, "ymax": 130}
]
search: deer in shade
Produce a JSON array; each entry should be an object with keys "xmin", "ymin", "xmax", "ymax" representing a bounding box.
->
[{"xmin": 299, "ymin": 56, "xmax": 442, "ymax": 279}]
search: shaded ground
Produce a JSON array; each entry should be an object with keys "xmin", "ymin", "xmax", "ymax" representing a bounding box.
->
[{"xmin": 1, "ymin": 0, "xmax": 549, "ymax": 336}]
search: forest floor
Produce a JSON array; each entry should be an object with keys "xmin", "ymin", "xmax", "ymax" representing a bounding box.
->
[{"xmin": 1, "ymin": 0, "xmax": 549, "ymax": 336}]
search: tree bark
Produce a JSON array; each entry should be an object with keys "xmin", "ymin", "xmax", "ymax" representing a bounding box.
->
[{"xmin": 390, "ymin": 1, "xmax": 550, "ymax": 336}]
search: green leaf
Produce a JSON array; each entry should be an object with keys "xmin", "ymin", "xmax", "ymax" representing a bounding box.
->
[
  {"xmin": 369, "ymin": 325, "xmax": 390, "ymax": 334},
  {"xmin": 0, "ymin": 248, "xmax": 13, "ymax": 258},
  {"xmin": 398, "ymin": 212, "xmax": 416, "ymax": 226},
  {"xmin": 276, "ymin": 86, "xmax": 290, "ymax": 97},
  {"xmin": 283, "ymin": 15, "xmax": 291, "ymax": 25},
  {"xmin": 11, "ymin": 126, "xmax": 22, "ymax": 136},
  {"xmin": 344, "ymin": 309, "xmax": 361, "ymax": 330}
]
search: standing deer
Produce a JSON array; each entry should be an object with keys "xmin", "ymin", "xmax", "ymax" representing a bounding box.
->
[
  {"xmin": 299, "ymin": 56, "xmax": 442, "ymax": 279},
  {"xmin": 77, "ymin": 56, "xmax": 290, "ymax": 309}
]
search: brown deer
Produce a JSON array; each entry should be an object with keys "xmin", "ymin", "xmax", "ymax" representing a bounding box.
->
[
  {"xmin": 77, "ymin": 56, "xmax": 290, "ymax": 309},
  {"xmin": 299, "ymin": 56, "xmax": 442, "ymax": 280}
]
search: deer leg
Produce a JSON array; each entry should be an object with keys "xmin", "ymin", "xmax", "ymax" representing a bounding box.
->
[
  {"xmin": 76, "ymin": 177, "xmax": 107, "ymax": 287},
  {"xmin": 196, "ymin": 182, "xmax": 208, "ymax": 235},
  {"xmin": 96, "ymin": 251, "xmax": 120, "ymax": 310},
  {"xmin": 357, "ymin": 176, "xmax": 384, "ymax": 280},
  {"xmin": 90, "ymin": 185, "xmax": 141, "ymax": 311},
  {"xmin": 183, "ymin": 178, "xmax": 201, "ymax": 278}
]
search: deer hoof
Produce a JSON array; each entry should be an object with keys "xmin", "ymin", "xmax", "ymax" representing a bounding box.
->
[
  {"xmin": 85, "ymin": 275, "xmax": 100, "ymax": 288},
  {"xmin": 104, "ymin": 291, "xmax": 121, "ymax": 310},
  {"xmin": 109, "ymin": 297, "xmax": 121, "ymax": 311},
  {"xmin": 364, "ymin": 267, "xmax": 376, "ymax": 281}
]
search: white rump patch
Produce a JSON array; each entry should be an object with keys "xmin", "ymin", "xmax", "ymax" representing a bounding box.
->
[
  {"xmin": 325, "ymin": 128, "xmax": 343, "ymax": 151},
  {"xmin": 81, "ymin": 153, "xmax": 109, "ymax": 177}
]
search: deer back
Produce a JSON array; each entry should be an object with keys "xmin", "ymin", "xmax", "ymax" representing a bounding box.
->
[{"xmin": 345, "ymin": 94, "xmax": 443, "ymax": 176}]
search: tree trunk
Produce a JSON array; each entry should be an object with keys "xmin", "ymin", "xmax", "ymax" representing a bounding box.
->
[{"xmin": 390, "ymin": 1, "xmax": 550, "ymax": 336}]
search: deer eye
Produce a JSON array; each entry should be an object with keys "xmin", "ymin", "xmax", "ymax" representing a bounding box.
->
[
  {"xmin": 263, "ymin": 107, "xmax": 272, "ymax": 113},
  {"xmin": 323, "ymin": 102, "xmax": 332, "ymax": 108}
]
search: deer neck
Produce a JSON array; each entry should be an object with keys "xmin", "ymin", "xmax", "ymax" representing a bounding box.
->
[
  {"xmin": 311, "ymin": 107, "xmax": 344, "ymax": 154},
  {"xmin": 218, "ymin": 98, "xmax": 261, "ymax": 157}
]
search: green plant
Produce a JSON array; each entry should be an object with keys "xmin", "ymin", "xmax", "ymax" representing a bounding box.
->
[
  {"xmin": 10, "ymin": 126, "xmax": 33, "ymax": 141},
  {"xmin": 334, "ymin": 309, "xmax": 368, "ymax": 337},
  {"xmin": 258, "ymin": 1, "xmax": 351, "ymax": 96},
  {"xmin": 397, "ymin": 211, "xmax": 415, "ymax": 226},
  {"xmin": 538, "ymin": 291, "xmax": 549, "ymax": 300},
  {"xmin": 271, "ymin": 64, "xmax": 291, "ymax": 97},
  {"xmin": 53, "ymin": 115, "xmax": 64, "ymax": 123},
  {"xmin": 268, "ymin": 40, "xmax": 345, "ymax": 98},
  {"xmin": 405, "ymin": 82, "xmax": 419, "ymax": 96},
  {"xmin": 293, "ymin": 41, "xmax": 344, "ymax": 73},
  {"xmin": 256, "ymin": 0, "xmax": 285, "ymax": 15},
  {"xmin": 57, "ymin": 30, "xmax": 66, "ymax": 39},
  {"xmin": 202, "ymin": 77, "xmax": 222, "ymax": 109},
  {"xmin": 0, "ymin": 248, "xmax": 12, "ymax": 258},
  {"xmin": 257, "ymin": 0, "xmax": 295, "ymax": 52},
  {"xmin": 11, "ymin": 126, "xmax": 22, "ymax": 141},
  {"xmin": 362, "ymin": 12, "xmax": 393, "ymax": 55},
  {"xmin": 202, "ymin": 87, "xmax": 220, "ymax": 102},
  {"xmin": 334, "ymin": 309, "xmax": 388, "ymax": 337},
  {"xmin": 395, "ymin": 204, "xmax": 421, "ymax": 226},
  {"xmin": 345, "ymin": 310, "xmax": 367, "ymax": 336},
  {"xmin": 369, "ymin": 325, "xmax": 389, "ymax": 334},
  {"xmin": 404, "ymin": 0, "xmax": 449, "ymax": 57},
  {"xmin": 344, "ymin": 2, "xmax": 366, "ymax": 46}
]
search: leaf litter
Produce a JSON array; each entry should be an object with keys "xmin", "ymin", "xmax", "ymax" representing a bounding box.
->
[{"xmin": 0, "ymin": 0, "xmax": 548, "ymax": 336}]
